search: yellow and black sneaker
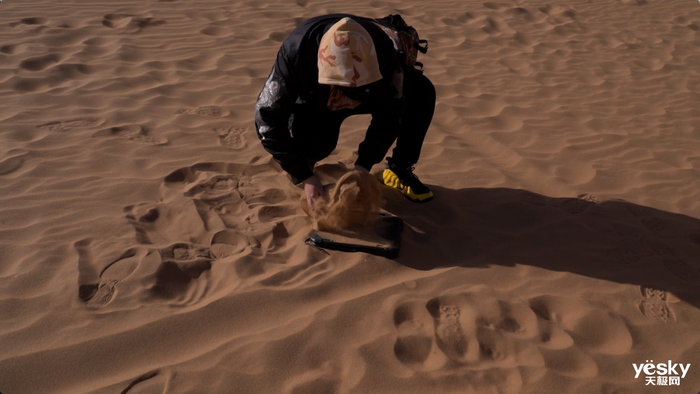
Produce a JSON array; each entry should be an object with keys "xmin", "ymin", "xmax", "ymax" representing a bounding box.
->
[{"xmin": 382, "ymin": 161, "xmax": 434, "ymax": 203}]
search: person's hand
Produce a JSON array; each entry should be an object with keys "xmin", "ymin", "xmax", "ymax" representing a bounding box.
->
[
  {"xmin": 354, "ymin": 164, "xmax": 369, "ymax": 173},
  {"xmin": 302, "ymin": 175, "xmax": 325, "ymax": 211}
]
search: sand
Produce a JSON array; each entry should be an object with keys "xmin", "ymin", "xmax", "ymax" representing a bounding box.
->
[
  {"xmin": 1, "ymin": 0, "xmax": 699, "ymax": 393},
  {"xmin": 308, "ymin": 170, "xmax": 385, "ymax": 234}
]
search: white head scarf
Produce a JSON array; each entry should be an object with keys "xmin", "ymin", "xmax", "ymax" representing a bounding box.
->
[{"xmin": 317, "ymin": 17, "xmax": 382, "ymax": 87}]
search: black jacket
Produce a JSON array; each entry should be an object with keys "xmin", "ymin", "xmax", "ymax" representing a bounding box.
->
[{"xmin": 254, "ymin": 14, "xmax": 405, "ymax": 182}]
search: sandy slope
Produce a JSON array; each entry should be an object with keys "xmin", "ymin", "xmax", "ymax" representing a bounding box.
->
[{"xmin": 0, "ymin": 0, "xmax": 699, "ymax": 393}]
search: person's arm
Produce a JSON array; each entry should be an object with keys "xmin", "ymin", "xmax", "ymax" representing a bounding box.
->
[
  {"xmin": 254, "ymin": 47, "xmax": 315, "ymax": 183},
  {"xmin": 355, "ymin": 69, "xmax": 406, "ymax": 171}
]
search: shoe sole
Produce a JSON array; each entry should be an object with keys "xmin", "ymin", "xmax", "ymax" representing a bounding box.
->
[{"xmin": 382, "ymin": 169, "xmax": 434, "ymax": 203}]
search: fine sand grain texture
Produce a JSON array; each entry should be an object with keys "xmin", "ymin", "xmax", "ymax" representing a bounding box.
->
[{"xmin": 1, "ymin": 0, "xmax": 700, "ymax": 393}]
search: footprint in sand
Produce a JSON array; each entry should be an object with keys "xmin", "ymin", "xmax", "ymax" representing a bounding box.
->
[
  {"xmin": 124, "ymin": 196, "xmax": 224, "ymax": 246},
  {"xmin": 80, "ymin": 240, "xmax": 226, "ymax": 308},
  {"xmin": 124, "ymin": 205, "xmax": 161, "ymax": 244},
  {"xmin": 182, "ymin": 174, "xmax": 249, "ymax": 220},
  {"xmin": 163, "ymin": 161, "xmax": 298, "ymax": 231},
  {"xmin": 475, "ymin": 326, "xmax": 522, "ymax": 366},
  {"xmin": 393, "ymin": 301, "xmax": 449, "ymax": 371},
  {"xmin": 175, "ymin": 106, "xmax": 230, "ymax": 117},
  {"xmin": 149, "ymin": 243, "xmax": 214, "ymax": 301},
  {"xmin": 425, "ymin": 296, "xmax": 479, "ymax": 364},
  {"xmin": 121, "ymin": 160, "xmax": 319, "ymax": 301},
  {"xmin": 93, "ymin": 125, "xmax": 168, "ymax": 145},
  {"xmin": 97, "ymin": 163, "xmax": 298, "ymax": 308},
  {"xmin": 393, "ymin": 292, "xmax": 546, "ymax": 375},
  {"xmin": 210, "ymin": 229, "xmax": 248, "ymax": 258},
  {"xmin": 161, "ymin": 243, "xmax": 213, "ymax": 264},
  {"xmin": 495, "ymin": 300, "xmax": 539, "ymax": 339},
  {"xmin": 37, "ymin": 118, "xmax": 103, "ymax": 132},
  {"xmin": 637, "ymin": 285, "xmax": 676, "ymax": 323},
  {"xmin": 537, "ymin": 320, "xmax": 574, "ymax": 350},
  {"xmin": 75, "ymin": 239, "xmax": 144, "ymax": 308},
  {"xmin": 530, "ymin": 295, "xmax": 632, "ymax": 355},
  {"xmin": 213, "ymin": 126, "xmax": 246, "ymax": 148},
  {"xmin": 184, "ymin": 174, "xmax": 242, "ymax": 198}
]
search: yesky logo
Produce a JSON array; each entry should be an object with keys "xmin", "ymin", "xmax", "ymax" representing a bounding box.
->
[{"xmin": 633, "ymin": 360, "xmax": 690, "ymax": 386}]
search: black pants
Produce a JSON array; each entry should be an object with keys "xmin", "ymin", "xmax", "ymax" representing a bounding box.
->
[{"xmin": 290, "ymin": 69, "xmax": 436, "ymax": 180}]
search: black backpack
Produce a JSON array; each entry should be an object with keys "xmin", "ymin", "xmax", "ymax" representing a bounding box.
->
[{"xmin": 372, "ymin": 14, "xmax": 429, "ymax": 72}]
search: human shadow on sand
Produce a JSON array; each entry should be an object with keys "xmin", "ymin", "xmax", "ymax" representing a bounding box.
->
[{"xmin": 382, "ymin": 185, "xmax": 700, "ymax": 311}]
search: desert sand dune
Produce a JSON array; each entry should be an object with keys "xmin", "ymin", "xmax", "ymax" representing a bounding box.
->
[{"xmin": 1, "ymin": 0, "xmax": 699, "ymax": 393}]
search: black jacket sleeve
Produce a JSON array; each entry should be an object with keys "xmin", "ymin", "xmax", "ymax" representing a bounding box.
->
[{"xmin": 254, "ymin": 47, "xmax": 315, "ymax": 183}]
